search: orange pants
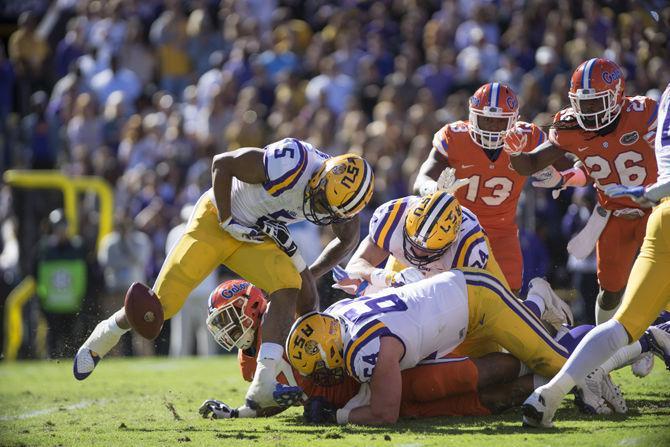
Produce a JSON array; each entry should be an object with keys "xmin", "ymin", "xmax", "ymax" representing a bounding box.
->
[
  {"xmin": 485, "ymin": 227, "xmax": 522, "ymax": 291},
  {"xmin": 399, "ymin": 357, "xmax": 490, "ymax": 417},
  {"xmin": 241, "ymin": 350, "xmax": 488, "ymax": 417},
  {"xmin": 596, "ymin": 213, "xmax": 649, "ymax": 292}
]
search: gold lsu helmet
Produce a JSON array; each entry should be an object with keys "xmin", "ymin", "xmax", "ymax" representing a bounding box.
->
[
  {"xmin": 285, "ymin": 311, "xmax": 345, "ymax": 386},
  {"xmin": 403, "ymin": 191, "xmax": 463, "ymax": 267},
  {"xmin": 303, "ymin": 154, "xmax": 374, "ymax": 225}
]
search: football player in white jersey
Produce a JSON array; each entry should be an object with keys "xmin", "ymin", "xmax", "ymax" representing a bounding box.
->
[
  {"xmin": 73, "ymin": 138, "xmax": 374, "ymax": 409},
  {"xmin": 286, "ymin": 268, "xmax": 636, "ymax": 425},
  {"xmin": 522, "ymin": 83, "xmax": 670, "ymax": 428},
  {"xmin": 336, "ymin": 191, "xmax": 508, "ymax": 295}
]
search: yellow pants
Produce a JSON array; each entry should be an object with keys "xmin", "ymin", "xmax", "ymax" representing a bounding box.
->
[
  {"xmin": 153, "ymin": 194, "xmax": 302, "ymax": 319},
  {"xmin": 459, "ymin": 268, "xmax": 569, "ymax": 377},
  {"xmin": 614, "ymin": 199, "xmax": 670, "ymax": 340}
]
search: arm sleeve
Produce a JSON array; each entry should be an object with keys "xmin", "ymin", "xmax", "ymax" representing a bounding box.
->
[{"xmin": 432, "ymin": 126, "xmax": 450, "ymax": 158}]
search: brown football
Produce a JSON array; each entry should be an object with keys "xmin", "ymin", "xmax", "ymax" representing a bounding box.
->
[{"xmin": 124, "ymin": 282, "xmax": 164, "ymax": 340}]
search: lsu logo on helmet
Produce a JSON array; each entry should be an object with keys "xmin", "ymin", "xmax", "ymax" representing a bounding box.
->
[
  {"xmin": 304, "ymin": 154, "xmax": 374, "ymax": 225},
  {"xmin": 568, "ymin": 58, "xmax": 625, "ymax": 131},
  {"xmin": 286, "ymin": 311, "xmax": 345, "ymax": 386},
  {"xmin": 403, "ymin": 191, "xmax": 463, "ymax": 268},
  {"xmin": 468, "ymin": 82, "xmax": 519, "ymax": 150}
]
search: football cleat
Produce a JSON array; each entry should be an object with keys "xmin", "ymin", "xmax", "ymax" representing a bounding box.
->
[
  {"xmin": 527, "ymin": 278, "xmax": 574, "ymax": 332},
  {"xmin": 643, "ymin": 323, "xmax": 670, "ymax": 370},
  {"xmin": 631, "ymin": 352, "xmax": 654, "ymax": 377},
  {"xmin": 521, "ymin": 386, "xmax": 563, "ymax": 428},
  {"xmin": 583, "ymin": 367, "xmax": 627, "ymax": 414},
  {"xmin": 73, "ymin": 349, "xmax": 100, "ymax": 381},
  {"xmin": 572, "ymin": 382, "xmax": 612, "ymax": 416},
  {"xmin": 72, "ymin": 317, "xmax": 124, "ymax": 381}
]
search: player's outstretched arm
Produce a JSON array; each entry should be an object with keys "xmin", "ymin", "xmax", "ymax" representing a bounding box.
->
[
  {"xmin": 211, "ymin": 148, "xmax": 267, "ymax": 223},
  {"xmin": 413, "ymin": 148, "xmax": 450, "ymax": 196},
  {"xmin": 504, "ymin": 135, "xmax": 566, "ymax": 176},
  {"xmin": 347, "ymin": 337, "xmax": 404, "ymax": 425},
  {"xmin": 309, "ymin": 215, "xmax": 360, "ymax": 278},
  {"xmin": 345, "ymin": 236, "xmax": 392, "ymax": 283}
]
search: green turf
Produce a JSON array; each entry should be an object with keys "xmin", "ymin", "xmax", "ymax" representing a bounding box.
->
[{"xmin": 1, "ymin": 355, "xmax": 669, "ymax": 447}]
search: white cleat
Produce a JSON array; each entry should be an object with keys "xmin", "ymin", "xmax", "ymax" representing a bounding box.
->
[
  {"xmin": 522, "ymin": 385, "xmax": 563, "ymax": 428},
  {"xmin": 528, "ymin": 278, "xmax": 574, "ymax": 332},
  {"xmin": 584, "ymin": 368, "xmax": 627, "ymax": 414},
  {"xmin": 73, "ymin": 348, "xmax": 101, "ymax": 380},
  {"xmin": 644, "ymin": 324, "xmax": 670, "ymax": 370},
  {"xmin": 631, "ymin": 352, "xmax": 654, "ymax": 378},
  {"xmin": 72, "ymin": 318, "xmax": 124, "ymax": 381}
]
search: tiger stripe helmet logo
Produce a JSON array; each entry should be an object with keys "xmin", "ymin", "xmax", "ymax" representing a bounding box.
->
[
  {"xmin": 285, "ymin": 311, "xmax": 345, "ymax": 386},
  {"xmin": 469, "ymin": 82, "xmax": 519, "ymax": 150},
  {"xmin": 403, "ymin": 191, "xmax": 463, "ymax": 268},
  {"xmin": 304, "ymin": 154, "xmax": 374, "ymax": 225},
  {"xmin": 568, "ymin": 58, "xmax": 625, "ymax": 131}
]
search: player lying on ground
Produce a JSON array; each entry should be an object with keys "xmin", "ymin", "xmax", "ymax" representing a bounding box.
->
[
  {"xmin": 504, "ymin": 58, "xmax": 660, "ymax": 326},
  {"xmin": 73, "ymin": 138, "xmax": 374, "ymax": 408},
  {"xmin": 522, "ymin": 82, "xmax": 670, "ymax": 428},
  {"xmin": 198, "ymin": 280, "xmax": 550, "ymax": 420},
  {"xmin": 333, "ymin": 190, "xmax": 513, "ymax": 296},
  {"xmin": 414, "ymin": 82, "xmax": 555, "ymax": 292},
  {"xmin": 285, "ymin": 268, "xmax": 627, "ymax": 425}
]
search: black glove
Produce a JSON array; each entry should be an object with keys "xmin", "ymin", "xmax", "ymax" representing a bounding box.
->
[
  {"xmin": 303, "ymin": 397, "xmax": 337, "ymax": 424},
  {"xmin": 257, "ymin": 217, "xmax": 298, "ymax": 257}
]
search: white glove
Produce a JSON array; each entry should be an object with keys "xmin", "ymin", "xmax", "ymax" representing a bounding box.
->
[
  {"xmin": 257, "ymin": 218, "xmax": 306, "ymax": 271},
  {"xmin": 220, "ymin": 216, "xmax": 264, "ymax": 243},
  {"xmin": 436, "ymin": 167, "xmax": 470, "ymax": 194},
  {"xmin": 199, "ymin": 399, "xmax": 239, "ymax": 419},
  {"xmin": 391, "ymin": 267, "xmax": 425, "ymax": 286},
  {"xmin": 503, "ymin": 128, "xmax": 528, "ymax": 156},
  {"xmin": 531, "ymin": 166, "xmax": 563, "ymax": 189}
]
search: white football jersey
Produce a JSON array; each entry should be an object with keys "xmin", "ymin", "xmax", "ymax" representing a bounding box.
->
[
  {"xmin": 207, "ymin": 138, "xmax": 330, "ymax": 226},
  {"xmin": 368, "ymin": 196, "xmax": 490, "ymax": 274},
  {"xmin": 647, "ymin": 83, "xmax": 670, "ymax": 201},
  {"xmin": 326, "ymin": 271, "xmax": 470, "ymax": 383}
]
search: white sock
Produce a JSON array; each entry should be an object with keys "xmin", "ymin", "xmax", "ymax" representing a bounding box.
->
[
  {"xmin": 257, "ymin": 342, "xmax": 284, "ymax": 361},
  {"xmin": 84, "ymin": 312, "xmax": 129, "ymax": 357},
  {"xmin": 595, "ymin": 302, "xmax": 619, "ymax": 325},
  {"xmin": 518, "ymin": 363, "xmax": 532, "ymax": 377},
  {"xmin": 600, "ymin": 341, "xmax": 642, "ymax": 374},
  {"xmin": 533, "ymin": 374, "xmax": 549, "ymax": 388},
  {"xmin": 547, "ymin": 319, "xmax": 629, "ymax": 396},
  {"xmin": 525, "ymin": 294, "xmax": 546, "ymax": 316}
]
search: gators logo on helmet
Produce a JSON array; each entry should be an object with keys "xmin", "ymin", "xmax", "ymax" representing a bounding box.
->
[
  {"xmin": 206, "ymin": 280, "xmax": 267, "ymax": 351},
  {"xmin": 568, "ymin": 58, "xmax": 625, "ymax": 131},
  {"xmin": 469, "ymin": 82, "xmax": 519, "ymax": 150}
]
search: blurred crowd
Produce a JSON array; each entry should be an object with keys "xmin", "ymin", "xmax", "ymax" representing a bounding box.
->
[{"xmin": 1, "ymin": 0, "xmax": 669, "ymax": 358}]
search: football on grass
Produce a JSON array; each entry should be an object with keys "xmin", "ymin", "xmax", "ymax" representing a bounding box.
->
[{"xmin": 124, "ymin": 282, "xmax": 164, "ymax": 340}]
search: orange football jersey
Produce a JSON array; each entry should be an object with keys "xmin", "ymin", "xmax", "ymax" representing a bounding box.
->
[
  {"xmin": 432, "ymin": 120, "xmax": 546, "ymax": 231},
  {"xmin": 549, "ymin": 96, "xmax": 658, "ymax": 211}
]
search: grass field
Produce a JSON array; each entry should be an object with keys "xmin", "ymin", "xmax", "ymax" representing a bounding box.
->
[{"xmin": 1, "ymin": 356, "xmax": 669, "ymax": 447}]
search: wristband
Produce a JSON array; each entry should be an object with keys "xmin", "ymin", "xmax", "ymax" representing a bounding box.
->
[
  {"xmin": 370, "ymin": 269, "xmax": 393, "ymax": 288},
  {"xmin": 419, "ymin": 179, "xmax": 438, "ymax": 196},
  {"xmin": 219, "ymin": 215, "xmax": 233, "ymax": 228},
  {"xmin": 291, "ymin": 253, "xmax": 307, "ymax": 272},
  {"xmin": 336, "ymin": 408, "xmax": 351, "ymax": 425}
]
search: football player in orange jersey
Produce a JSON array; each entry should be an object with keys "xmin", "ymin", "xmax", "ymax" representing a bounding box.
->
[
  {"xmin": 197, "ymin": 280, "xmax": 537, "ymax": 421},
  {"xmin": 414, "ymin": 83, "xmax": 548, "ymax": 292},
  {"xmin": 503, "ymin": 58, "xmax": 658, "ymax": 325}
]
